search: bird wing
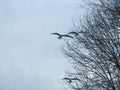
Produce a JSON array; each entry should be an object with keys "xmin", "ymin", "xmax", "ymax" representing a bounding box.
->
[
  {"xmin": 63, "ymin": 35, "xmax": 73, "ymax": 38},
  {"xmin": 51, "ymin": 33, "xmax": 61, "ymax": 36},
  {"xmin": 71, "ymin": 78, "xmax": 80, "ymax": 80},
  {"xmin": 68, "ymin": 32, "xmax": 79, "ymax": 36},
  {"xmin": 69, "ymin": 31, "xmax": 77, "ymax": 34},
  {"xmin": 62, "ymin": 77, "xmax": 70, "ymax": 80}
]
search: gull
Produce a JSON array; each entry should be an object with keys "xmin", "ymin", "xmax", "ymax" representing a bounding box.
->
[
  {"xmin": 51, "ymin": 33, "xmax": 73, "ymax": 39},
  {"xmin": 62, "ymin": 77, "xmax": 80, "ymax": 83}
]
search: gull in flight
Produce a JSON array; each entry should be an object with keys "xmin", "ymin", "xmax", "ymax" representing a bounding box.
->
[
  {"xmin": 62, "ymin": 77, "xmax": 80, "ymax": 83},
  {"xmin": 51, "ymin": 33, "xmax": 73, "ymax": 39}
]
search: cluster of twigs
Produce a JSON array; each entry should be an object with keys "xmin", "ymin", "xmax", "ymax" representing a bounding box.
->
[{"xmin": 52, "ymin": 0, "xmax": 120, "ymax": 90}]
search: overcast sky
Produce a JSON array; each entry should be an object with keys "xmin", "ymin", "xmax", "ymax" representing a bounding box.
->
[{"xmin": 0, "ymin": 0, "xmax": 84, "ymax": 90}]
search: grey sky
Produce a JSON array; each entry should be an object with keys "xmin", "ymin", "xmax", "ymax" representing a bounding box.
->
[{"xmin": 0, "ymin": 0, "xmax": 83, "ymax": 90}]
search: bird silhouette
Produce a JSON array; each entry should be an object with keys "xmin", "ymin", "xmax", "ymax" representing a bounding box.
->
[
  {"xmin": 62, "ymin": 77, "xmax": 80, "ymax": 83},
  {"xmin": 51, "ymin": 33, "xmax": 73, "ymax": 39}
]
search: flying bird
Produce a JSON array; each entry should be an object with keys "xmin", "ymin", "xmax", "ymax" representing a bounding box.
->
[
  {"xmin": 62, "ymin": 77, "xmax": 80, "ymax": 83},
  {"xmin": 51, "ymin": 33, "xmax": 73, "ymax": 39}
]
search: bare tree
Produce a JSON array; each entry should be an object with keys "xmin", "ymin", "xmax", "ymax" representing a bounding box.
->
[{"xmin": 61, "ymin": 0, "xmax": 120, "ymax": 90}]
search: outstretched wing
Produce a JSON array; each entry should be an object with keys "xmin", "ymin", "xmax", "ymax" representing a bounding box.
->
[
  {"xmin": 63, "ymin": 35, "xmax": 73, "ymax": 38},
  {"xmin": 62, "ymin": 77, "xmax": 70, "ymax": 80},
  {"xmin": 51, "ymin": 33, "xmax": 61, "ymax": 36},
  {"xmin": 68, "ymin": 31, "xmax": 79, "ymax": 35},
  {"xmin": 71, "ymin": 78, "xmax": 80, "ymax": 81}
]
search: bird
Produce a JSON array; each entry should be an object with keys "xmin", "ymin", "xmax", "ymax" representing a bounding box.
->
[
  {"xmin": 51, "ymin": 33, "xmax": 73, "ymax": 39},
  {"xmin": 68, "ymin": 31, "xmax": 79, "ymax": 36},
  {"xmin": 62, "ymin": 77, "xmax": 80, "ymax": 83}
]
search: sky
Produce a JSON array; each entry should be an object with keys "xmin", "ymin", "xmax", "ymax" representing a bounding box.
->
[{"xmin": 0, "ymin": 0, "xmax": 84, "ymax": 90}]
